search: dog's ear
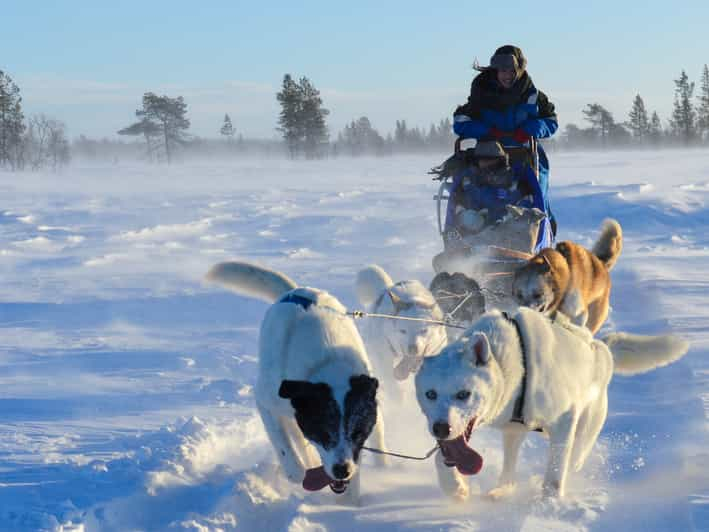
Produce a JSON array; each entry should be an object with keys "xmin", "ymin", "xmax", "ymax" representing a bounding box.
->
[
  {"xmin": 279, "ymin": 380, "xmax": 314, "ymax": 399},
  {"xmin": 349, "ymin": 374, "xmax": 379, "ymax": 397},
  {"xmin": 465, "ymin": 332, "xmax": 491, "ymax": 367}
]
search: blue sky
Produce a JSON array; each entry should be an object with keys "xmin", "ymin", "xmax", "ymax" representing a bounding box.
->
[{"xmin": 3, "ymin": 1, "xmax": 708, "ymax": 139}]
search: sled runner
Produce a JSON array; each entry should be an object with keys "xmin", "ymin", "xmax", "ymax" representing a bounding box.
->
[{"xmin": 429, "ymin": 138, "xmax": 554, "ymax": 320}]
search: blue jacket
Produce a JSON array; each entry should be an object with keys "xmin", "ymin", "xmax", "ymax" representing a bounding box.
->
[
  {"xmin": 452, "ymin": 71, "xmax": 558, "ymax": 144},
  {"xmin": 452, "ymin": 71, "xmax": 558, "ymax": 246}
]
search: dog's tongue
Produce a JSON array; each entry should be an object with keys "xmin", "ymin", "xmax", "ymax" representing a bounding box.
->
[
  {"xmin": 302, "ymin": 466, "xmax": 333, "ymax": 491},
  {"xmin": 438, "ymin": 435, "xmax": 483, "ymax": 475}
]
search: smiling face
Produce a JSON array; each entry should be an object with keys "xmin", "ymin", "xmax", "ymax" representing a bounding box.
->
[
  {"xmin": 415, "ymin": 333, "xmax": 501, "ymax": 441},
  {"xmin": 496, "ymin": 67, "xmax": 517, "ymax": 89},
  {"xmin": 279, "ymin": 375, "xmax": 378, "ymax": 481}
]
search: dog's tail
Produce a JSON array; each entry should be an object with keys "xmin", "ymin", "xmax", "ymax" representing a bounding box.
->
[
  {"xmin": 603, "ymin": 332, "xmax": 689, "ymax": 376},
  {"xmin": 206, "ymin": 261, "xmax": 297, "ymax": 303},
  {"xmin": 356, "ymin": 265, "xmax": 394, "ymax": 307},
  {"xmin": 592, "ymin": 218, "xmax": 623, "ymax": 270}
]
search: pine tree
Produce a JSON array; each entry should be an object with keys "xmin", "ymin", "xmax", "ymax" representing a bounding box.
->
[
  {"xmin": 582, "ymin": 103, "xmax": 615, "ymax": 146},
  {"xmin": 0, "ymin": 70, "xmax": 26, "ymax": 169},
  {"xmin": 697, "ymin": 64, "xmax": 709, "ymax": 142},
  {"xmin": 276, "ymin": 74, "xmax": 303, "ymax": 158},
  {"xmin": 670, "ymin": 70, "xmax": 696, "ymax": 145},
  {"xmin": 339, "ymin": 116, "xmax": 384, "ymax": 156},
  {"xmin": 220, "ymin": 113, "xmax": 235, "ymax": 141},
  {"xmin": 394, "ymin": 120, "xmax": 408, "ymax": 150},
  {"xmin": 649, "ymin": 111, "xmax": 663, "ymax": 145},
  {"xmin": 117, "ymin": 117, "xmax": 162, "ymax": 162},
  {"xmin": 298, "ymin": 77, "xmax": 329, "ymax": 159},
  {"xmin": 137, "ymin": 93, "xmax": 190, "ymax": 164},
  {"xmin": 627, "ymin": 94, "xmax": 650, "ymax": 143},
  {"xmin": 120, "ymin": 93, "xmax": 190, "ymax": 164}
]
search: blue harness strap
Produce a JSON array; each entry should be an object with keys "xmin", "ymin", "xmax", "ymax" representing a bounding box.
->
[{"xmin": 279, "ymin": 293, "xmax": 315, "ymax": 310}]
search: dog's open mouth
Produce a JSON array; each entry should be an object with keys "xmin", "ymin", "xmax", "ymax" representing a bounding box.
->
[
  {"xmin": 437, "ymin": 418, "xmax": 483, "ymax": 475},
  {"xmin": 302, "ymin": 466, "xmax": 350, "ymax": 494}
]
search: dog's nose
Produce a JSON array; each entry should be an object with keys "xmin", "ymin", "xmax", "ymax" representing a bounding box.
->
[
  {"xmin": 332, "ymin": 463, "xmax": 351, "ymax": 480},
  {"xmin": 432, "ymin": 421, "xmax": 450, "ymax": 439}
]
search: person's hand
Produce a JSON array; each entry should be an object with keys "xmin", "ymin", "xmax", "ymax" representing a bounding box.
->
[{"xmin": 512, "ymin": 128, "xmax": 531, "ymax": 143}]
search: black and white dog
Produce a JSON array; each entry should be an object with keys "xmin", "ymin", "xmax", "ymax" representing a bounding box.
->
[{"xmin": 207, "ymin": 261, "xmax": 386, "ymax": 503}]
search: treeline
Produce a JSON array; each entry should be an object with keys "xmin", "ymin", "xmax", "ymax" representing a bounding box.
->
[
  {"xmin": 0, "ymin": 70, "xmax": 71, "ymax": 171},
  {"xmin": 551, "ymin": 67, "xmax": 709, "ymax": 150},
  {"xmin": 2, "ymin": 65, "xmax": 709, "ymax": 170}
]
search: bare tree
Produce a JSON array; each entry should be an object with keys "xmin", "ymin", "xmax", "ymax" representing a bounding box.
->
[{"xmin": 27, "ymin": 115, "xmax": 70, "ymax": 171}]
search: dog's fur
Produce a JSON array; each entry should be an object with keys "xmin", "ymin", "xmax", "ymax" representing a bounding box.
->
[
  {"xmin": 415, "ymin": 308, "xmax": 688, "ymax": 499},
  {"xmin": 512, "ymin": 219, "xmax": 623, "ymax": 334},
  {"xmin": 207, "ymin": 261, "xmax": 386, "ymax": 503},
  {"xmin": 355, "ymin": 264, "xmax": 449, "ymax": 381}
]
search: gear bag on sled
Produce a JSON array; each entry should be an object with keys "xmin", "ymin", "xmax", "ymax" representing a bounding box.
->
[{"xmin": 428, "ymin": 138, "xmax": 555, "ymax": 322}]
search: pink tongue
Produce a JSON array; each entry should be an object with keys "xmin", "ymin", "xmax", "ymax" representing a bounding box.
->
[
  {"xmin": 438, "ymin": 435, "xmax": 484, "ymax": 475},
  {"xmin": 302, "ymin": 466, "xmax": 333, "ymax": 491}
]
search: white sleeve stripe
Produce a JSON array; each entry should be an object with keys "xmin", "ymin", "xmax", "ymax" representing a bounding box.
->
[
  {"xmin": 454, "ymin": 115, "xmax": 472, "ymax": 123},
  {"xmin": 527, "ymin": 93, "xmax": 538, "ymax": 104}
]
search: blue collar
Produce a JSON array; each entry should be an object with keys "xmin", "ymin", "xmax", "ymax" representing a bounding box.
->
[{"xmin": 279, "ymin": 293, "xmax": 315, "ymax": 310}]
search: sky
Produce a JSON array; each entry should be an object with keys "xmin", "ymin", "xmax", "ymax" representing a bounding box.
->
[{"xmin": 3, "ymin": 1, "xmax": 709, "ymax": 140}]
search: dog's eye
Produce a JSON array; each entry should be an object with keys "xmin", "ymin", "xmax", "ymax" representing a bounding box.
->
[
  {"xmin": 455, "ymin": 390, "xmax": 471, "ymax": 401},
  {"xmin": 533, "ymin": 292, "xmax": 542, "ymax": 299},
  {"xmin": 425, "ymin": 389, "xmax": 437, "ymax": 400}
]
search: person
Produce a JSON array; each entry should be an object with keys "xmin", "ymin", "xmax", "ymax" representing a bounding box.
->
[{"xmin": 453, "ymin": 45, "xmax": 558, "ymax": 240}]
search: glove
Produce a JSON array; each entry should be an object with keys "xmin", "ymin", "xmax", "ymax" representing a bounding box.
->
[
  {"xmin": 488, "ymin": 126, "xmax": 506, "ymax": 139},
  {"xmin": 512, "ymin": 128, "xmax": 532, "ymax": 143}
]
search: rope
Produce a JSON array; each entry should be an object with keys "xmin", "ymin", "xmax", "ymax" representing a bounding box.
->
[
  {"xmin": 446, "ymin": 290, "xmax": 477, "ymax": 320},
  {"xmin": 348, "ymin": 310, "xmax": 467, "ymax": 330},
  {"xmin": 362, "ymin": 444, "xmax": 439, "ymax": 461}
]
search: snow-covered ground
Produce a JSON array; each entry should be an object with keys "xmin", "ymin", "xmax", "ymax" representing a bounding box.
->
[{"xmin": 1, "ymin": 150, "xmax": 707, "ymax": 531}]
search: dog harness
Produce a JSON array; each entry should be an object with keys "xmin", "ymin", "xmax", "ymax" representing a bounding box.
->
[{"xmin": 502, "ymin": 312, "xmax": 531, "ymax": 427}]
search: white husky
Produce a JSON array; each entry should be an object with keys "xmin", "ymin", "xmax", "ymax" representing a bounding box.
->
[
  {"xmin": 207, "ymin": 261, "xmax": 387, "ymax": 504},
  {"xmin": 415, "ymin": 308, "xmax": 689, "ymax": 500},
  {"xmin": 355, "ymin": 264, "xmax": 450, "ymax": 382}
]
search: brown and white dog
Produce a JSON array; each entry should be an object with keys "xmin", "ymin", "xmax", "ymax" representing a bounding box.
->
[{"xmin": 512, "ymin": 219, "xmax": 622, "ymax": 334}]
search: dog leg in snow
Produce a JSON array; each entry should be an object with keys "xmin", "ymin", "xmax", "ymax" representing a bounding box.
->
[
  {"xmin": 488, "ymin": 425, "xmax": 527, "ymax": 499},
  {"xmin": 543, "ymin": 410, "xmax": 579, "ymax": 498},
  {"xmin": 435, "ymin": 449, "xmax": 469, "ymax": 501},
  {"xmin": 257, "ymin": 404, "xmax": 306, "ymax": 483},
  {"xmin": 570, "ymin": 393, "xmax": 608, "ymax": 472}
]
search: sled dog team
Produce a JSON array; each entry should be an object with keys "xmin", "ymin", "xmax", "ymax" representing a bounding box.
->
[{"xmin": 206, "ymin": 219, "xmax": 689, "ymax": 504}]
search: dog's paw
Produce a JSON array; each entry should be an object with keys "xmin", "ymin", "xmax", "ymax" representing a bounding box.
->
[
  {"xmin": 449, "ymin": 484, "xmax": 470, "ymax": 503},
  {"xmin": 486, "ymin": 482, "xmax": 516, "ymax": 500}
]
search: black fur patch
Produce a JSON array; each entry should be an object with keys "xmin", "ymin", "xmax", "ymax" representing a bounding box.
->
[
  {"xmin": 279, "ymin": 380, "xmax": 341, "ymax": 449},
  {"xmin": 344, "ymin": 375, "xmax": 379, "ymax": 462}
]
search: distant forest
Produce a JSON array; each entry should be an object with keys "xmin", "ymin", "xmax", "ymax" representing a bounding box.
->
[{"xmin": 1, "ymin": 66, "xmax": 708, "ymax": 169}]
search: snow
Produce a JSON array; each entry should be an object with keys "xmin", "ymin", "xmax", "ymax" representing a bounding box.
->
[{"xmin": 1, "ymin": 150, "xmax": 708, "ymax": 531}]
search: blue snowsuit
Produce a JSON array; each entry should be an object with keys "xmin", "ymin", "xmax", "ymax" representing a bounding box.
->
[{"xmin": 452, "ymin": 70, "xmax": 558, "ymax": 250}]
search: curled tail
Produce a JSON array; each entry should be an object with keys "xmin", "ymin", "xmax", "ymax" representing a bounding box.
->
[
  {"xmin": 206, "ymin": 261, "xmax": 297, "ymax": 303},
  {"xmin": 592, "ymin": 218, "xmax": 623, "ymax": 270},
  {"xmin": 602, "ymin": 332, "xmax": 689, "ymax": 376},
  {"xmin": 356, "ymin": 264, "xmax": 394, "ymax": 307}
]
